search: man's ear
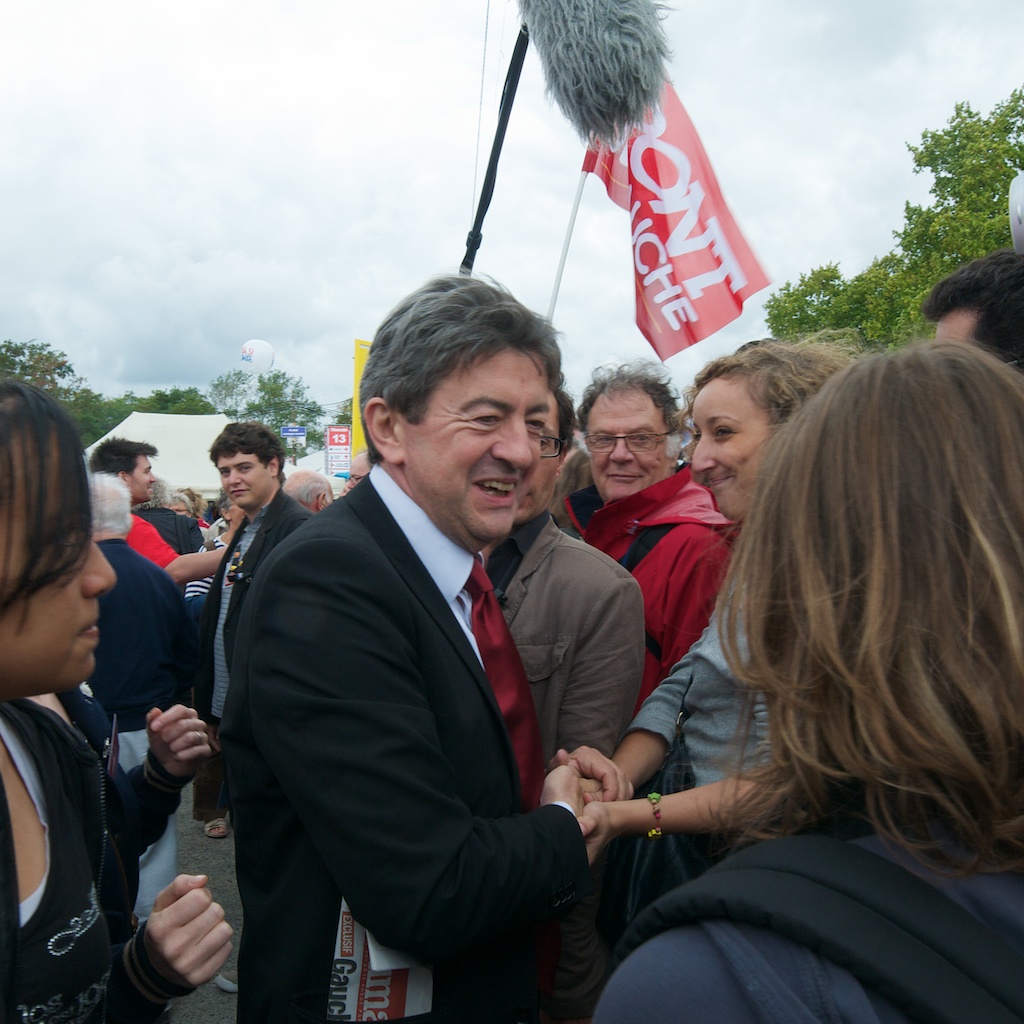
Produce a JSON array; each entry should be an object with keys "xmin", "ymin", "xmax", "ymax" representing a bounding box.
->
[
  {"xmin": 266, "ymin": 457, "xmax": 281, "ymax": 480},
  {"xmin": 363, "ymin": 398, "xmax": 404, "ymax": 466}
]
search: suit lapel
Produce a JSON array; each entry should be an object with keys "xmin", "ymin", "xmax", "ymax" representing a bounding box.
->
[
  {"xmin": 225, "ymin": 489, "xmax": 282, "ymax": 621},
  {"xmin": 346, "ymin": 480, "xmax": 520, "ymax": 778}
]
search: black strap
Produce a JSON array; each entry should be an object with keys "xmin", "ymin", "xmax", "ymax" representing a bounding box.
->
[
  {"xmin": 614, "ymin": 835, "xmax": 1024, "ymax": 1024},
  {"xmin": 643, "ymin": 631, "xmax": 662, "ymax": 661},
  {"xmin": 622, "ymin": 524, "xmax": 677, "ymax": 662},
  {"xmin": 621, "ymin": 524, "xmax": 676, "ymax": 572}
]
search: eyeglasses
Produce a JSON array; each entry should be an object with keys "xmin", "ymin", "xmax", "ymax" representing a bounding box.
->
[
  {"xmin": 584, "ymin": 432, "xmax": 670, "ymax": 454},
  {"xmin": 538, "ymin": 436, "xmax": 564, "ymax": 458}
]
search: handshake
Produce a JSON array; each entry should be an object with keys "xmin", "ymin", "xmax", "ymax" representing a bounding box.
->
[{"xmin": 541, "ymin": 746, "xmax": 634, "ymax": 863}]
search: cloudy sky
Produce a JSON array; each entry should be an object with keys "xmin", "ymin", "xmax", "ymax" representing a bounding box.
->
[{"xmin": 3, "ymin": 1, "xmax": 1023, "ymax": 420}]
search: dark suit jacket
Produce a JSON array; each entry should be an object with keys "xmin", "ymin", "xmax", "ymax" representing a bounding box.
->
[
  {"xmin": 194, "ymin": 486, "xmax": 310, "ymax": 723},
  {"xmin": 221, "ymin": 477, "xmax": 592, "ymax": 1023},
  {"xmin": 133, "ymin": 506, "xmax": 204, "ymax": 555}
]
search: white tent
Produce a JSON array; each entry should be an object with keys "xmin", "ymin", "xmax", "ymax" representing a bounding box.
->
[
  {"xmin": 293, "ymin": 449, "xmax": 348, "ymax": 497},
  {"xmin": 85, "ymin": 412, "xmax": 231, "ymax": 498}
]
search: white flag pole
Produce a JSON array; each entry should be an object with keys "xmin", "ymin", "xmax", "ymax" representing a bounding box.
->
[{"xmin": 548, "ymin": 168, "xmax": 589, "ymax": 321}]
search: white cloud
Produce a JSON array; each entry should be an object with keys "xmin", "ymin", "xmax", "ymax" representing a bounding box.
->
[{"xmin": 2, "ymin": 0, "xmax": 1022, "ymax": 414}]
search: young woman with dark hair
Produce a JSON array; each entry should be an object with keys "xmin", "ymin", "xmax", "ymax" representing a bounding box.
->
[{"xmin": 0, "ymin": 381, "xmax": 232, "ymax": 1022}]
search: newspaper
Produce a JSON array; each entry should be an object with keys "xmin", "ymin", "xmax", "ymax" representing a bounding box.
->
[{"xmin": 327, "ymin": 901, "xmax": 433, "ymax": 1020}]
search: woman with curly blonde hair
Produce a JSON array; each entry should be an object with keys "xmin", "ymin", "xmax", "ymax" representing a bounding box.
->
[
  {"xmin": 571, "ymin": 340, "xmax": 854, "ymax": 938},
  {"xmin": 593, "ymin": 341, "xmax": 1024, "ymax": 1023}
]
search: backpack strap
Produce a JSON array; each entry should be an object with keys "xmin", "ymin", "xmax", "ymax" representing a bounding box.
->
[
  {"xmin": 613, "ymin": 834, "xmax": 1024, "ymax": 1024},
  {"xmin": 621, "ymin": 524, "xmax": 676, "ymax": 573},
  {"xmin": 622, "ymin": 524, "xmax": 677, "ymax": 661}
]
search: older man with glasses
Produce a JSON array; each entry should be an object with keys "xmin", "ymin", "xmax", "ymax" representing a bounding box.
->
[{"xmin": 565, "ymin": 361, "xmax": 733, "ymax": 711}]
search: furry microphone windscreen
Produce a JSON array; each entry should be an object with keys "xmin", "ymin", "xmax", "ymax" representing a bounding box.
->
[{"xmin": 518, "ymin": 0, "xmax": 671, "ymax": 148}]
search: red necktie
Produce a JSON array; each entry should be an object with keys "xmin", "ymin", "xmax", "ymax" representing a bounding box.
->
[
  {"xmin": 464, "ymin": 559, "xmax": 545, "ymax": 811},
  {"xmin": 466, "ymin": 560, "xmax": 562, "ymax": 994}
]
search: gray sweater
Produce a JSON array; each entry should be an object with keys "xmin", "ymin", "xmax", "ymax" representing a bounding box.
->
[{"xmin": 625, "ymin": 610, "xmax": 768, "ymax": 788}]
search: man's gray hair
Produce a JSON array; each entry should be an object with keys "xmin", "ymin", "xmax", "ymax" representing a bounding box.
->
[
  {"xmin": 133, "ymin": 477, "xmax": 171, "ymax": 512},
  {"xmin": 91, "ymin": 473, "xmax": 133, "ymax": 537},
  {"xmin": 577, "ymin": 360, "xmax": 683, "ymax": 436},
  {"xmin": 359, "ymin": 275, "xmax": 563, "ymax": 462},
  {"xmin": 577, "ymin": 360, "xmax": 684, "ymax": 460},
  {"xmin": 283, "ymin": 469, "xmax": 333, "ymax": 508}
]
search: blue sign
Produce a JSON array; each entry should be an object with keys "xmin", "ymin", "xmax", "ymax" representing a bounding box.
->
[{"xmin": 280, "ymin": 425, "xmax": 306, "ymax": 438}]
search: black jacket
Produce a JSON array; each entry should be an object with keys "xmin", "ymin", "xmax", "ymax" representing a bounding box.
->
[
  {"xmin": 133, "ymin": 507, "xmax": 204, "ymax": 556},
  {"xmin": 194, "ymin": 487, "xmax": 311, "ymax": 723},
  {"xmin": 221, "ymin": 478, "xmax": 591, "ymax": 1023},
  {"xmin": 0, "ymin": 698, "xmax": 192, "ymax": 1024}
]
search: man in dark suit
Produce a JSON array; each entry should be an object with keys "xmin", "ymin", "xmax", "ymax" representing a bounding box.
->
[
  {"xmin": 193, "ymin": 422, "xmax": 311, "ymax": 840},
  {"xmin": 222, "ymin": 276, "xmax": 598, "ymax": 1023}
]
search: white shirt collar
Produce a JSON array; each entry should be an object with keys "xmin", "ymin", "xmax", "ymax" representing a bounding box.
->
[{"xmin": 368, "ymin": 464, "xmax": 475, "ymax": 605}]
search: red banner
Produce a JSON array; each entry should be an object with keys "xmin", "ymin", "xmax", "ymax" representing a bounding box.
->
[{"xmin": 585, "ymin": 83, "xmax": 769, "ymax": 360}]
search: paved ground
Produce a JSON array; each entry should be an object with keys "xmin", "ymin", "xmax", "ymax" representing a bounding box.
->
[{"xmin": 165, "ymin": 788, "xmax": 242, "ymax": 1022}]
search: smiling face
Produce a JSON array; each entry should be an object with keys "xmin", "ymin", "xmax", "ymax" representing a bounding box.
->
[
  {"xmin": 0, "ymin": 541, "xmax": 116, "ymax": 700},
  {"xmin": 585, "ymin": 389, "xmax": 677, "ymax": 504},
  {"xmin": 689, "ymin": 375, "xmax": 774, "ymax": 521},
  {"xmin": 366, "ymin": 349, "xmax": 551, "ymax": 552},
  {"xmin": 120, "ymin": 454, "xmax": 156, "ymax": 504},
  {"xmin": 216, "ymin": 451, "xmax": 281, "ymax": 519}
]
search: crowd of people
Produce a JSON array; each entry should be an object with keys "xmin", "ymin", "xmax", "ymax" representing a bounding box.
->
[{"xmin": 1, "ymin": 247, "xmax": 1023, "ymax": 1023}]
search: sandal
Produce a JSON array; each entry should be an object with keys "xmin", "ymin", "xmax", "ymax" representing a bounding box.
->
[{"xmin": 204, "ymin": 817, "xmax": 230, "ymax": 839}]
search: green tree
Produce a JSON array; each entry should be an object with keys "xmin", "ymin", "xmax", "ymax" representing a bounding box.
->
[
  {"xmin": 206, "ymin": 370, "xmax": 257, "ymax": 420},
  {"xmin": 322, "ymin": 397, "xmax": 353, "ymax": 427},
  {"xmin": 0, "ymin": 339, "xmax": 123, "ymax": 444},
  {"xmin": 766, "ymin": 89, "xmax": 1024, "ymax": 346},
  {"xmin": 245, "ymin": 370, "xmax": 325, "ymax": 457},
  {"xmin": 206, "ymin": 369, "xmax": 326, "ymax": 457},
  {"xmin": 136, "ymin": 386, "xmax": 216, "ymax": 415},
  {"xmin": 65, "ymin": 389, "xmax": 140, "ymax": 447},
  {"xmin": 0, "ymin": 339, "xmax": 85, "ymax": 397}
]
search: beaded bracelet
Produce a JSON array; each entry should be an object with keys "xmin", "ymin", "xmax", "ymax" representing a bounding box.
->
[{"xmin": 645, "ymin": 791, "xmax": 663, "ymax": 840}]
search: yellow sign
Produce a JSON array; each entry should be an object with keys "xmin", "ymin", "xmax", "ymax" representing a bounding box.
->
[{"xmin": 352, "ymin": 338, "xmax": 372, "ymax": 457}]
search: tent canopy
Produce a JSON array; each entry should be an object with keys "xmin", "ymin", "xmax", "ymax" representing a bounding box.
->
[{"xmin": 85, "ymin": 412, "xmax": 231, "ymax": 499}]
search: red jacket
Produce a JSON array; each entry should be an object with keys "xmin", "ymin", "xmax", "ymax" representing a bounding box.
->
[{"xmin": 566, "ymin": 468, "xmax": 733, "ymax": 710}]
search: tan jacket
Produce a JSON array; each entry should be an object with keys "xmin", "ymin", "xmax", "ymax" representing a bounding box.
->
[
  {"xmin": 503, "ymin": 518, "xmax": 644, "ymax": 760},
  {"xmin": 501, "ymin": 516, "xmax": 645, "ymax": 1017}
]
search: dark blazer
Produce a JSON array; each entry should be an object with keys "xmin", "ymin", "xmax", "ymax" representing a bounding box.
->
[
  {"xmin": 91, "ymin": 538, "xmax": 198, "ymax": 730},
  {"xmin": 221, "ymin": 477, "xmax": 592, "ymax": 1024},
  {"xmin": 133, "ymin": 506, "xmax": 204, "ymax": 555},
  {"xmin": 194, "ymin": 486, "xmax": 310, "ymax": 722}
]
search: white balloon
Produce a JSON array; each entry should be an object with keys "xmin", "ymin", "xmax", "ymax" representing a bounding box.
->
[
  {"xmin": 240, "ymin": 338, "xmax": 275, "ymax": 375},
  {"xmin": 1010, "ymin": 170, "xmax": 1024, "ymax": 256}
]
